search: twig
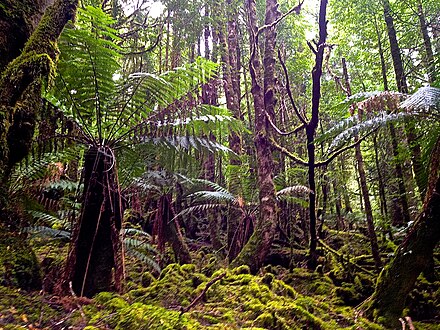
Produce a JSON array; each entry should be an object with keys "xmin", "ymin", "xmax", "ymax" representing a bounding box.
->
[
  {"xmin": 255, "ymin": 1, "xmax": 304, "ymax": 39},
  {"xmin": 318, "ymin": 239, "xmax": 375, "ymax": 276},
  {"xmin": 278, "ymin": 49, "xmax": 307, "ymax": 125},
  {"xmin": 269, "ymin": 137, "xmax": 308, "ymax": 166},
  {"xmin": 69, "ymin": 281, "xmax": 86, "ymax": 321},
  {"xmin": 180, "ymin": 272, "xmax": 227, "ymax": 314},
  {"xmin": 265, "ymin": 110, "xmax": 305, "ymax": 136}
]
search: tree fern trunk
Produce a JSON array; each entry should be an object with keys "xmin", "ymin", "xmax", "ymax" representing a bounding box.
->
[{"xmin": 67, "ymin": 146, "xmax": 124, "ymax": 297}]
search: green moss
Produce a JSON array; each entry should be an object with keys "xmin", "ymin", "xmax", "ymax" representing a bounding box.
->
[
  {"xmin": 231, "ymin": 265, "xmax": 251, "ymax": 275},
  {"xmin": 113, "ymin": 303, "xmax": 200, "ymax": 329},
  {"xmin": 283, "ymin": 267, "xmax": 334, "ymax": 296},
  {"xmin": 0, "ymin": 233, "xmax": 41, "ymax": 290},
  {"xmin": 140, "ymin": 271, "xmax": 156, "ymax": 287},
  {"xmin": 181, "ymin": 264, "xmax": 196, "ymax": 273},
  {"xmin": 253, "ymin": 312, "xmax": 274, "ymax": 327},
  {"xmin": 261, "ymin": 273, "xmax": 274, "ymax": 287},
  {"xmin": 104, "ymin": 297, "xmax": 129, "ymax": 311},
  {"xmin": 94, "ymin": 291, "xmax": 116, "ymax": 304}
]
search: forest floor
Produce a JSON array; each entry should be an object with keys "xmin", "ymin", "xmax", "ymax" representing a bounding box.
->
[{"xmin": 0, "ymin": 229, "xmax": 439, "ymax": 330}]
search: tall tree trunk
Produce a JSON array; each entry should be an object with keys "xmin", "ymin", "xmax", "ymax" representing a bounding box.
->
[
  {"xmin": 218, "ymin": 1, "xmax": 244, "ymax": 260},
  {"xmin": 306, "ymin": 0, "xmax": 328, "ymax": 270},
  {"xmin": 373, "ymin": 134, "xmax": 388, "ymax": 220},
  {"xmin": 417, "ymin": 0, "xmax": 436, "ymax": 83},
  {"xmin": 342, "ymin": 58, "xmax": 382, "ymax": 269},
  {"xmin": 202, "ymin": 5, "xmax": 222, "ymax": 252},
  {"xmin": 361, "ymin": 138, "xmax": 440, "ymax": 327},
  {"xmin": 382, "ymin": 0, "xmax": 425, "ymax": 201},
  {"xmin": 374, "ymin": 16, "xmax": 411, "ymax": 226},
  {"xmin": 230, "ymin": 0, "xmax": 279, "ymax": 272}
]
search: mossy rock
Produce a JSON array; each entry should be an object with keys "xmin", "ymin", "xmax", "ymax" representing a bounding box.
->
[{"xmin": 0, "ymin": 233, "xmax": 41, "ymax": 290}]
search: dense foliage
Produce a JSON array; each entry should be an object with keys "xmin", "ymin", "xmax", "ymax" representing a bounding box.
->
[{"xmin": 0, "ymin": 0, "xmax": 439, "ymax": 328}]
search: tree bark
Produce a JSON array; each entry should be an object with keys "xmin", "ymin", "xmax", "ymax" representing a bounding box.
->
[
  {"xmin": 66, "ymin": 146, "xmax": 124, "ymax": 297},
  {"xmin": 342, "ymin": 58, "xmax": 382, "ymax": 270},
  {"xmin": 218, "ymin": 1, "xmax": 245, "ymax": 260},
  {"xmin": 417, "ymin": 0, "xmax": 436, "ymax": 83},
  {"xmin": 374, "ymin": 15, "xmax": 411, "ymax": 225},
  {"xmin": 361, "ymin": 139, "xmax": 440, "ymax": 326},
  {"xmin": 382, "ymin": 0, "xmax": 425, "ymax": 201},
  {"xmin": 0, "ymin": 0, "xmax": 78, "ymax": 182},
  {"xmin": 306, "ymin": 0, "xmax": 328, "ymax": 269},
  {"xmin": 230, "ymin": 0, "xmax": 279, "ymax": 272}
]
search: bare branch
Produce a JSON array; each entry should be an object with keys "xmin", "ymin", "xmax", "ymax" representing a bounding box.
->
[
  {"xmin": 265, "ymin": 111, "xmax": 305, "ymax": 135},
  {"xmin": 307, "ymin": 40, "xmax": 317, "ymax": 55},
  {"xmin": 278, "ymin": 50, "xmax": 308, "ymax": 125},
  {"xmin": 269, "ymin": 138, "xmax": 308, "ymax": 166},
  {"xmin": 255, "ymin": 1, "xmax": 304, "ymax": 39},
  {"xmin": 316, "ymin": 130, "xmax": 376, "ymax": 167},
  {"xmin": 180, "ymin": 272, "xmax": 226, "ymax": 314}
]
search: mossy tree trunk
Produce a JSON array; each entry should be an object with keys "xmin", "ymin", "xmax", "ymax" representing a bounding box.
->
[
  {"xmin": 0, "ymin": 0, "xmax": 78, "ymax": 184},
  {"xmin": 230, "ymin": 0, "xmax": 279, "ymax": 273},
  {"xmin": 361, "ymin": 138, "xmax": 440, "ymax": 327},
  {"xmin": 0, "ymin": 0, "xmax": 54, "ymax": 73}
]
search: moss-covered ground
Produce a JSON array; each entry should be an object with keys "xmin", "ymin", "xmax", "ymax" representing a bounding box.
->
[{"xmin": 0, "ymin": 230, "xmax": 438, "ymax": 329}]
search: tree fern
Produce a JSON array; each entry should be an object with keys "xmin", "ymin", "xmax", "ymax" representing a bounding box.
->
[{"xmin": 320, "ymin": 87, "xmax": 440, "ymax": 152}]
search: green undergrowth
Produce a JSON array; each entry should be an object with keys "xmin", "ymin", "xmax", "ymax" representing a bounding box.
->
[
  {"xmin": 0, "ymin": 285, "xmax": 70, "ymax": 329},
  {"xmin": 84, "ymin": 264, "xmax": 383, "ymax": 329},
  {"xmin": 0, "ymin": 232, "xmax": 42, "ymax": 290}
]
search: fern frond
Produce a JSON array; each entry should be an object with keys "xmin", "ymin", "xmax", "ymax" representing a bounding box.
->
[
  {"xmin": 123, "ymin": 228, "xmax": 152, "ymax": 238},
  {"xmin": 328, "ymin": 112, "xmax": 410, "ymax": 152},
  {"xmin": 136, "ymin": 136, "xmax": 233, "ymax": 154},
  {"xmin": 400, "ymin": 86, "xmax": 440, "ymax": 111},
  {"xmin": 174, "ymin": 204, "xmax": 227, "ymax": 220},
  {"xmin": 188, "ymin": 178, "xmax": 232, "ymax": 195},
  {"xmin": 44, "ymin": 180, "xmax": 80, "ymax": 192},
  {"xmin": 276, "ymin": 185, "xmax": 313, "ymax": 197},
  {"xmin": 188, "ymin": 191, "xmax": 237, "ymax": 204},
  {"xmin": 24, "ymin": 226, "xmax": 71, "ymax": 239},
  {"xmin": 124, "ymin": 248, "xmax": 161, "ymax": 273}
]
